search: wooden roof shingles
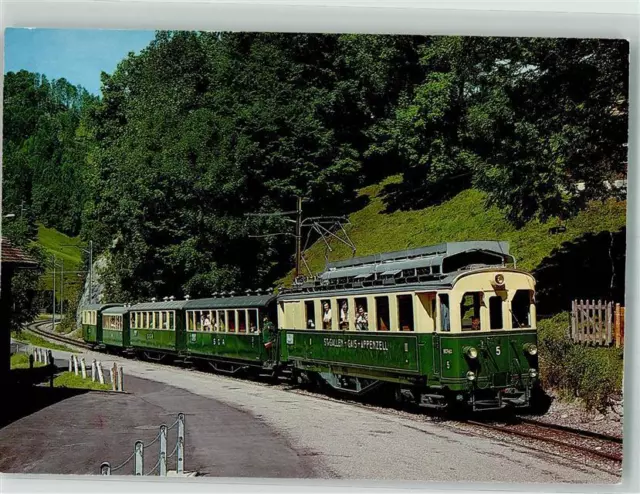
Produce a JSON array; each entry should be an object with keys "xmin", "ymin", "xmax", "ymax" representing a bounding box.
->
[{"xmin": 0, "ymin": 237, "xmax": 38, "ymax": 266}]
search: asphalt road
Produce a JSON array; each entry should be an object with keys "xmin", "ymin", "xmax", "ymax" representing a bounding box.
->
[
  {"xmin": 0, "ymin": 373, "xmax": 317, "ymax": 478},
  {"xmin": 28, "ymin": 346, "xmax": 619, "ymax": 484}
]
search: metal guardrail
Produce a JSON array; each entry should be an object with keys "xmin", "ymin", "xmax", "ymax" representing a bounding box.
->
[{"xmin": 100, "ymin": 413, "xmax": 185, "ymax": 476}]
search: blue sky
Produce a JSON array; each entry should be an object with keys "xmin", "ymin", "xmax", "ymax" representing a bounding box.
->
[{"xmin": 4, "ymin": 28, "xmax": 156, "ymax": 95}]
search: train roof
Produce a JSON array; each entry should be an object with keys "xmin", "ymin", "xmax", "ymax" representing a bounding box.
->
[
  {"xmin": 280, "ymin": 241, "xmax": 517, "ymax": 297},
  {"xmin": 82, "ymin": 303, "xmax": 121, "ymax": 311},
  {"xmin": 129, "ymin": 300, "xmax": 191, "ymax": 311},
  {"xmin": 102, "ymin": 305, "xmax": 130, "ymax": 315},
  {"xmin": 185, "ymin": 294, "xmax": 276, "ymax": 310}
]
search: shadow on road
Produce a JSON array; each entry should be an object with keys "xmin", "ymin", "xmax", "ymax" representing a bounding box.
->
[{"xmin": 1, "ymin": 368, "xmax": 89, "ymax": 430}]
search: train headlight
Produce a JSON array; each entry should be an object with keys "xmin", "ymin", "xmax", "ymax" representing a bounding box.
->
[
  {"xmin": 466, "ymin": 371, "xmax": 476, "ymax": 381},
  {"xmin": 524, "ymin": 343, "xmax": 538, "ymax": 356},
  {"xmin": 464, "ymin": 346, "xmax": 478, "ymax": 359},
  {"xmin": 494, "ymin": 274, "xmax": 505, "ymax": 285},
  {"xmin": 529, "ymin": 368, "xmax": 538, "ymax": 378}
]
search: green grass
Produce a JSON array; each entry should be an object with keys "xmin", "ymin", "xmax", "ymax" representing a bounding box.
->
[
  {"xmin": 12, "ymin": 330, "xmax": 78, "ymax": 353},
  {"xmin": 53, "ymin": 372, "xmax": 113, "ymax": 391},
  {"xmin": 10, "ymin": 353, "xmax": 46, "ymax": 369},
  {"xmin": 34, "ymin": 223, "xmax": 85, "ymax": 292},
  {"xmin": 280, "ymin": 175, "xmax": 627, "ymax": 284}
]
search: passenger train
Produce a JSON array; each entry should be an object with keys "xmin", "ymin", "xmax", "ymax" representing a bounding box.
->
[{"xmin": 81, "ymin": 241, "xmax": 541, "ymax": 412}]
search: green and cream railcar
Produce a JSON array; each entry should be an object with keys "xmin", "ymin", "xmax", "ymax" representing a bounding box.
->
[
  {"xmin": 101, "ymin": 305, "xmax": 131, "ymax": 349},
  {"xmin": 81, "ymin": 303, "xmax": 121, "ymax": 347},
  {"xmin": 128, "ymin": 300, "xmax": 189, "ymax": 357},
  {"xmin": 183, "ymin": 294, "xmax": 277, "ymax": 372},
  {"xmin": 278, "ymin": 241, "xmax": 539, "ymax": 411}
]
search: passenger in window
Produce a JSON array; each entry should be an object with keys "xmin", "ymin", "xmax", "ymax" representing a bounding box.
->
[
  {"xmin": 355, "ymin": 306, "xmax": 369, "ymax": 331},
  {"xmin": 307, "ymin": 319, "xmax": 316, "ymax": 329},
  {"xmin": 322, "ymin": 303, "xmax": 332, "ymax": 329},
  {"xmin": 471, "ymin": 316, "xmax": 481, "ymax": 331},
  {"xmin": 339, "ymin": 301, "xmax": 349, "ymax": 329},
  {"xmin": 203, "ymin": 314, "xmax": 212, "ymax": 331}
]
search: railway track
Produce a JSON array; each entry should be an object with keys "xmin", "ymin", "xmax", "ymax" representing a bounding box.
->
[
  {"xmin": 465, "ymin": 418, "xmax": 622, "ymax": 463},
  {"xmin": 24, "ymin": 320, "xmax": 623, "ymax": 466}
]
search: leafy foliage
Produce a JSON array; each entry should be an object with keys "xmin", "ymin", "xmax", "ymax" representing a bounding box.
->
[{"xmin": 538, "ymin": 313, "xmax": 623, "ymax": 411}]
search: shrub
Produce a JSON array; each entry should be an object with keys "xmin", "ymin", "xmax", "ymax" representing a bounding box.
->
[{"xmin": 537, "ymin": 312, "xmax": 624, "ymax": 412}]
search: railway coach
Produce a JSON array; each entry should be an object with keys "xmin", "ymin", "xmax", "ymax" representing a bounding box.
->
[
  {"xmin": 277, "ymin": 241, "xmax": 540, "ymax": 412},
  {"xmin": 80, "ymin": 303, "xmax": 121, "ymax": 347}
]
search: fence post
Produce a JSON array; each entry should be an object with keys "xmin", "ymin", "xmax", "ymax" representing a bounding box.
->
[
  {"xmin": 73, "ymin": 355, "xmax": 79, "ymax": 376},
  {"xmin": 91, "ymin": 359, "xmax": 97, "ymax": 382},
  {"xmin": 80, "ymin": 358, "xmax": 87, "ymax": 379},
  {"xmin": 48, "ymin": 350, "xmax": 54, "ymax": 366},
  {"xmin": 615, "ymin": 303, "xmax": 622, "ymax": 348},
  {"xmin": 111, "ymin": 363, "xmax": 118, "ymax": 392},
  {"xmin": 177, "ymin": 413, "xmax": 185, "ymax": 474},
  {"xmin": 118, "ymin": 366, "xmax": 124, "ymax": 392},
  {"xmin": 97, "ymin": 361, "xmax": 105, "ymax": 384},
  {"xmin": 100, "ymin": 462, "xmax": 111, "ymax": 475},
  {"xmin": 570, "ymin": 300, "xmax": 576, "ymax": 341},
  {"xmin": 159, "ymin": 425, "xmax": 167, "ymax": 476},
  {"xmin": 597, "ymin": 299, "xmax": 603, "ymax": 345},
  {"xmin": 606, "ymin": 302, "xmax": 613, "ymax": 346},
  {"xmin": 134, "ymin": 441, "xmax": 144, "ymax": 476},
  {"xmin": 29, "ymin": 353, "xmax": 34, "ymax": 369},
  {"xmin": 68, "ymin": 357, "xmax": 72, "ymax": 372}
]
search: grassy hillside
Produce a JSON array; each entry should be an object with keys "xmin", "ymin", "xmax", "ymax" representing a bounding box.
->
[
  {"xmin": 281, "ymin": 175, "xmax": 627, "ymax": 285},
  {"xmin": 34, "ymin": 224, "xmax": 84, "ymax": 294}
]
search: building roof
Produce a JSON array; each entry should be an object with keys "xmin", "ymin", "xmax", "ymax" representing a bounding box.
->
[
  {"xmin": 0, "ymin": 238, "xmax": 37, "ymax": 266},
  {"xmin": 185, "ymin": 294, "xmax": 276, "ymax": 310}
]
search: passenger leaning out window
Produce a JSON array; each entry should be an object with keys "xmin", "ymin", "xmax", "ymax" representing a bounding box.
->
[
  {"xmin": 355, "ymin": 306, "xmax": 368, "ymax": 331},
  {"xmin": 322, "ymin": 303, "xmax": 332, "ymax": 329}
]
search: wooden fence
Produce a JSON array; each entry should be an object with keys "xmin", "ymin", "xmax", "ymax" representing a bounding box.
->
[{"xmin": 570, "ymin": 300, "xmax": 625, "ymax": 347}]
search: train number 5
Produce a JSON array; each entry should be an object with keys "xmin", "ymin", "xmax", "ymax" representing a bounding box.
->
[{"xmin": 495, "ymin": 346, "xmax": 501, "ymax": 356}]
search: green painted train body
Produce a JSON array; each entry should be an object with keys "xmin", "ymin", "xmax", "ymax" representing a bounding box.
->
[
  {"xmin": 79, "ymin": 241, "xmax": 541, "ymax": 412},
  {"xmin": 81, "ymin": 304, "xmax": 120, "ymax": 346},
  {"xmin": 183, "ymin": 295, "xmax": 276, "ymax": 368},
  {"xmin": 101, "ymin": 306, "xmax": 131, "ymax": 348}
]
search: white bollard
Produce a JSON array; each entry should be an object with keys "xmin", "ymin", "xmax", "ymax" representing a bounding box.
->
[
  {"xmin": 97, "ymin": 361, "xmax": 105, "ymax": 384},
  {"xmin": 35, "ymin": 348, "xmax": 41, "ymax": 363},
  {"xmin": 68, "ymin": 357, "xmax": 72, "ymax": 372},
  {"xmin": 80, "ymin": 358, "xmax": 87, "ymax": 379},
  {"xmin": 91, "ymin": 359, "xmax": 97, "ymax": 382},
  {"xmin": 118, "ymin": 366, "xmax": 124, "ymax": 392},
  {"xmin": 73, "ymin": 355, "xmax": 79, "ymax": 375}
]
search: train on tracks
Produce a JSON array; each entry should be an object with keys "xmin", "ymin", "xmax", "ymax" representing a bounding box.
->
[{"xmin": 81, "ymin": 241, "xmax": 541, "ymax": 412}]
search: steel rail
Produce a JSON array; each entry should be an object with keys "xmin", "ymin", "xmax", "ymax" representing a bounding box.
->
[
  {"xmin": 517, "ymin": 417, "xmax": 623, "ymax": 444},
  {"xmin": 466, "ymin": 420, "xmax": 622, "ymax": 463}
]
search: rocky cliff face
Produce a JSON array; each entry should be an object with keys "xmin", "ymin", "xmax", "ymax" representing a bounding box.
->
[{"xmin": 75, "ymin": 255, "xmax": 109, "ymax": 328}]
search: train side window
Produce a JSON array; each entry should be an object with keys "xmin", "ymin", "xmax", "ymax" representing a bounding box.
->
[
  {"xmin": 461, "ymin": 292, "xmax": 482, "ymax": 331},
  {"xmin": 439, "ymin": 294, "xmax": 450, "ymax": 332},
  {"xmin": 397, "ymin": 295, "xmax": 414, "ymax": 331},
  {"xmin": 512, "ymin": 290, "xmax": 532, "ymax": 328},
  {"xmin": 305, "ymin": 301, "xmax": 316, "ymax": 329},
  {"xmin": 249, "ymin": 309, "xmax": 259, "ymax": 333},
  {"xmin": 375, "ymin": 296, "xmax": 390, "ymax": 331},
  {"xmin": 168, "ymin": 311, "xmax": 174, "ymax": 330},
  {"xmin": 218, "ymin": 311, "xmax": 226, "ymax": 332},
  {"xmin": 338, "ymin": 299, "xmax": 349, "ymax": 330},
  {"xmin": 239, "ymin": 310, "xmax": 247, "ymax": 333},
  {"xmin": 321, "ymin": 300, "xmax": 332, "ymax": 330},
  {"xmin": 355, "ymin": 297, "xmax": 369, "ymax": 331},
  {"xmin": 227, "ymin": 310, "xmax": 236, "ymax": 332},
  {"xmin": 489, "ymin": 296, "xmax": 503, "ymax": 329}
]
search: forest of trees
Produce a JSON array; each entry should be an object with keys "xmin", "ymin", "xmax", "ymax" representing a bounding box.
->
[{"xmin": 2, "ymin": 32, "xmax": 629, "ymax": 308}]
